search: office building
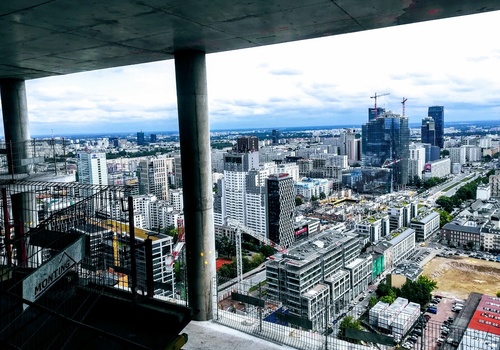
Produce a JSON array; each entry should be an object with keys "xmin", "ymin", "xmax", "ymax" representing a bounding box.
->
[
  {"xmin": 421, "ymin": 116, "xmax": 436, "ymax": 146},
  {"xmin": 423, "ymin": 158, "xmax": 451, "ymax": 179},
  {"xmin": 410, "ymin": 211, "xmax": 440, "ymax": 241},
  {"xmin": 137, "ymin": 131, "xmax": 145, "ymax": 146},
  {"xmin": 408, "ymin": 143, "xmax": 426, "ymax": 180},
  {"xmin": 266, "ymin": 173, "xmax": 295, "ymax": 247},
  {"xmin": 138, "ymin": 156, "xmax": 174, "ymax": 201},
  {"xmin": 266, "ymin": 230, "xmax": 363, "ymax": 330},
  {"xmin": 77, "ymin": 151, "xmax": 108, "ymax": 186},
  {"xmin": 150, "ymin": 134, "xmax": 157, "ymax": 143},
  {"xmin": 450, "ymin": 146, "xmax": 467, "ymax": 165},
  {"xmin": 428, "ymin": 106, "xmax": 444, "ymax": 148},
  {"xmin": 362, "ymin": 111, "xmax": 410, "ymax": 186},
  {"xmin": 272, "ymin": 129, "xmax": 280, "ymax": 144},
  {"xmin": 369, "ymin": 107, "xmax": 385, "ymax": 121}
]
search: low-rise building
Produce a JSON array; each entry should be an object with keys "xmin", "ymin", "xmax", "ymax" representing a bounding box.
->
[{"xmin": 410, "ymin": 210, "xmax": 440, "ymax": 242}]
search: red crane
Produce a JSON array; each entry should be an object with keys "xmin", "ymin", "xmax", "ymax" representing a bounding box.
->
[{"xmin": 370, "ymin": 92, "xmax": 390, "ymax": 119}]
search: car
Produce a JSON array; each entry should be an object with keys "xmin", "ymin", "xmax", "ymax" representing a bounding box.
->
[
  {"xmin": 332, "ymin": 319, "xmax": 338, "ymax": 325},
  {"xmin": 340, "ymin": 312, "xmax": 347, "ymax": 318},
  {"xmin": 424, "ymin": 314, "xmax": 432, "ymax": 320}
]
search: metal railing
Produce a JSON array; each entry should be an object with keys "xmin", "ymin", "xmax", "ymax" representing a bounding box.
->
[{"xmin": 0, "ymin": 180, "xmax": 187, "ymax": 349}]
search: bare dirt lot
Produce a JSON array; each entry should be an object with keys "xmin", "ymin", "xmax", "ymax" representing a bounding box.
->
[{"xmin": 422, "ymin": 256, "xmax": 500, "ymax": 299}]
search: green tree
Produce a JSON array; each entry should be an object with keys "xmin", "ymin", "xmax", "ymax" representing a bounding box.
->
[
  {"xmin": 338, "ymin": 316, "xmax": 362, "ymax": 343},
  {"xmin": 497, "ymin": 291, "xmax": 500, "ymax": 298},
  {"xmin": 437, "ymin": 209, "xmax": 453, "ymax": 227},
  {"xmin": 259, "ymin": 245, "xmax": 276, "ymax": 257},
  {"xmin": 319, "ymin": 192, "xmax": 326, "ymax": 200},
  {"xmin": 368, "ymin": 296, "xmax": 378, "ymax": 308},
  {"xmin": 441, "ymin": 149, "xmax": 450, "ymax": 157},
  {"xmin": 380, "ymin": 292, "xmax": 396, "ymax": 304},
  {"xmin": 295, "ymin": 196, "xmax": 304, "ymax": 206},
  {"xmin": 311, "ymin": 195, "xmax": 318, "ymax": 202},
  {"xmin": 436, "ymin": 196, "xmax": 454, "ymax": 213}
]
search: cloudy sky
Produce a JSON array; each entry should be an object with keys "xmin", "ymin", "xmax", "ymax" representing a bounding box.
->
[{"xmin": 20, "ymin": 10, "xmax": 500, "ymax": 136}]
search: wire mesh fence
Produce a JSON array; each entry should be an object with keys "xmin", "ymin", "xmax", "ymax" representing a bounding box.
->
[
  {"xmin": 213, "ymin": 276, "xmax": 500, "ymax": 350},
  {"xmin": 0, "ymin": 180, "xmax": 184, "ymax": 349}
]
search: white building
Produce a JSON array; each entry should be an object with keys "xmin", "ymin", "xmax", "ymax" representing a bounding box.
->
[
  {"xmin": 423, "ymin": 158, "xmax": 451, "ymax": 179},
  {"xmin": 450, "ymin": 147, "xmax": 467, "ymax": 165},
  {"xmin": 169, "ymin": 189, "xmax": 184, "ymax": 212},
  {"xmin": 477, "ymin": 184, "xmax": 492, "ymax": 200},
  {"xmin": 294, "ymin": 178, "xmax": 330, "ymax": 199},
  {"xmin": 410, "ymin": 211, "xmax": 440, "ymax": 242},
  {"xmin": 408, "ymin": 143, "xmax": 426, "ymax": 180},
  {"xmin": 137, "ymin": 156, "xmax": 174, "ymax": 201},
  {"xmin": 77, "ymin": 151, "xmax": 108, "ymax": 186}
]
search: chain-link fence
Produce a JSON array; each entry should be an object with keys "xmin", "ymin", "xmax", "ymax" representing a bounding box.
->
[{"xmin": 214, "ymin": 276, "xmax": 500, "ymax": 350}]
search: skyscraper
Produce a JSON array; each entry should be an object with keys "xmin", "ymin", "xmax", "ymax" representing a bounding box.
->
[
  {"xmin": 368, "ymin": 107, "xmax": 385, "ymax": 121},
  {"xmin": 266, "ymin": 173, "xmax": 295, "ymax": 248},
  {"xmin": 361, "ymin": 111, "xmax": 410, "ymax": 186},
  {"xmin": 421, "ymin": 116, "xmax": 436, "ymax": 146},
  {"xmin": 428, "ymin": 106, "xmax": 444, "ymax": 148},
  {"xmin": 77, "ymin": 151, "xmax": 108, "ymax": 186},
  {"xmin": 272, "ymin": 129, "xmax": 280, "ymax": 144},
  {"xmin": 137, "ymin": 131, "xmax": 145, "ymax": 146}
]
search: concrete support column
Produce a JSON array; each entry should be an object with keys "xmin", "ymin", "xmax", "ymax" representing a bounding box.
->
[
  {"xmin": 174, "ymin": 50, "xmax": 216, "ymax": 321},
  {"xmin": 0, "ymin": 79, "xmax": 31, "ymax": 175}
]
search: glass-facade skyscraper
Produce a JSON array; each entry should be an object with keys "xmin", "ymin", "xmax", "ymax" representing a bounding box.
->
[
  {"xmin": 428, "ymin": 106, "xmax": 444, "ymax": 148},
  {"xmin": 368, "ymin": 107, "xmax": 385, "ymax": 121},
  {"xmin": 421, "ymin": 116, "xmax": 436, "ymax": 146},
  {"xmin": 361, "ymin": 111, "xmax": 410, "ymax": 186}
]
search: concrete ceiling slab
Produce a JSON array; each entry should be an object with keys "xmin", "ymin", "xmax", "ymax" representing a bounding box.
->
[{"xmin": 0, "ymin": 1, "xmax": 498, "ymax": 80}]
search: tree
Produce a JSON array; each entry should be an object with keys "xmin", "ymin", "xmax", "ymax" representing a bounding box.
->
[
  {"xmin": 441, "ymin": 149, "xmax": 450, "ymax": 157},
  {"xmin": 497, "ymin": 291, "xmax": 500, "ymax": 298},
  {"xmin": 295, "ymin": 196, "xmax": 304, "ymax": 206},
  {"xmin": 368, "ymin": 296, "xmax": 378, "ymax": 308},
  {"xmin": 436, "ymin": 196, "xmax": 454, "ymax": 213},
  {"xmin": 437, "ymin": 209, "xmax": 453, "ymax": 227},
  {"xmin": 400, "ymin": 275, "xmax": 437, "ymax": 307},
  {"xmin": 311, "ymin": 195, "xmax": 318, "ymax": 202},
  {"xmin": 319, "ymin": 192, "xmax": 326, "ymax": 200},
  {"xmin": 338, "ymin": 316, "xmax": 362, "ymax": 343},
  {"xmin": 259, "ymin": 245, "xmax": 276, "ymax": 257}
]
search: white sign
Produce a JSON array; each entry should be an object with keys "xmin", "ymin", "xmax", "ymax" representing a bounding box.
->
[{"xmin": 23, "ymin": 236, "xmax": 85, "ymax": 304}]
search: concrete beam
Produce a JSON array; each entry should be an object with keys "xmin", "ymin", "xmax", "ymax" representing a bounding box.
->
[{"xmin": 174, "ymin": 50, "xmax": 216, "ymax": 321}]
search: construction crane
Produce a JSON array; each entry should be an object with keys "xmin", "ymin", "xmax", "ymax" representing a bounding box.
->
[
  {"xmin": 370, "ymin": 92, "xmax": 390, "ymax": 119},
  {"xmin": 226, "ymin": 218, "xmax": 286, "ymax": 284},
  {"xmin": 401, "ymin": 97, "xmax": 408, "ymax": 116}
]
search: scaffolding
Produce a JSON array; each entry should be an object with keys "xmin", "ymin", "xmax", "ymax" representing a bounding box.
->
[{"xmin": 0, "ymin": 180, "xmax": 191, "ymax": 349}]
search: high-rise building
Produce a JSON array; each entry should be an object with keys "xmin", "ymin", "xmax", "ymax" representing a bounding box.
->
[
  {"xmin": 77, "ymin": 151, "xmax": 108, "ymax": 186},
  {"xmin": 428, "ymin": 106, "xmax": 444, "ymax": 148},
  {"xmin": 150, "ymin": 134, "xmax": 157, "ymax": 143},
  {"xmin": 236, "ymin": 136, "xmax": 259, "ymax": 153},
  {"xmin": 137, "ymin": 131, "xmax": 145, "ymax": 146},
  {"xmin": 217, "ymin": 137, "xmax": 260, "ymax": 227},
  {"xmin": 408, "ymin": 143, "xmax": 426, "ymax": 180},
  {"xmin": 272, "ymin": 129, "xmax": 280, "ymax": 144},
  {"xmin": 266, "ymin": 173, "xmax": 296, "ymax": 248},
  {"xmin": 137, "ymin": 156, "xmax": 174, "ymax": 201},
  {"xmin": 361, "ymin": 111, "xmax": 410, "ymax": 186},
  {"xmin": 368, "ymin": 107, "xmax": 385, "ymax": 121},
  {"xmin": 421, "ymin": 116, "xmax": 436, "ymax": 146}
]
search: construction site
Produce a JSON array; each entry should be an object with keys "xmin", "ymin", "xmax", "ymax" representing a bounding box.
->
[{"xmin": 422, "ymin": 255, "xmax": 500, "ymax": 299}]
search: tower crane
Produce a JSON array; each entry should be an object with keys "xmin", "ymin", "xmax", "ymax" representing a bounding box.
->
[
  {"xmin": 370, "ymin": 92, "xmax": 390, "ymax": 119},
  {"xmin": 226, "ymin": 218, "xmax": 286, "ymax": 284},
  {"xmin": 401, "ymin": 97, "xmax": 408, "ymax": 116}
]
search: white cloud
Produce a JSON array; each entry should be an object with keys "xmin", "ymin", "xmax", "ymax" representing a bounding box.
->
[{"xmin": 15, "ymin": 10, "xmax": 500, "ymax": 135}]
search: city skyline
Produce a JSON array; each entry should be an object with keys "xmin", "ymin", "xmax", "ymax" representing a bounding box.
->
[{"xmin": 2, "ymin": 11, "xmax": 500, "ymax": 136}]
